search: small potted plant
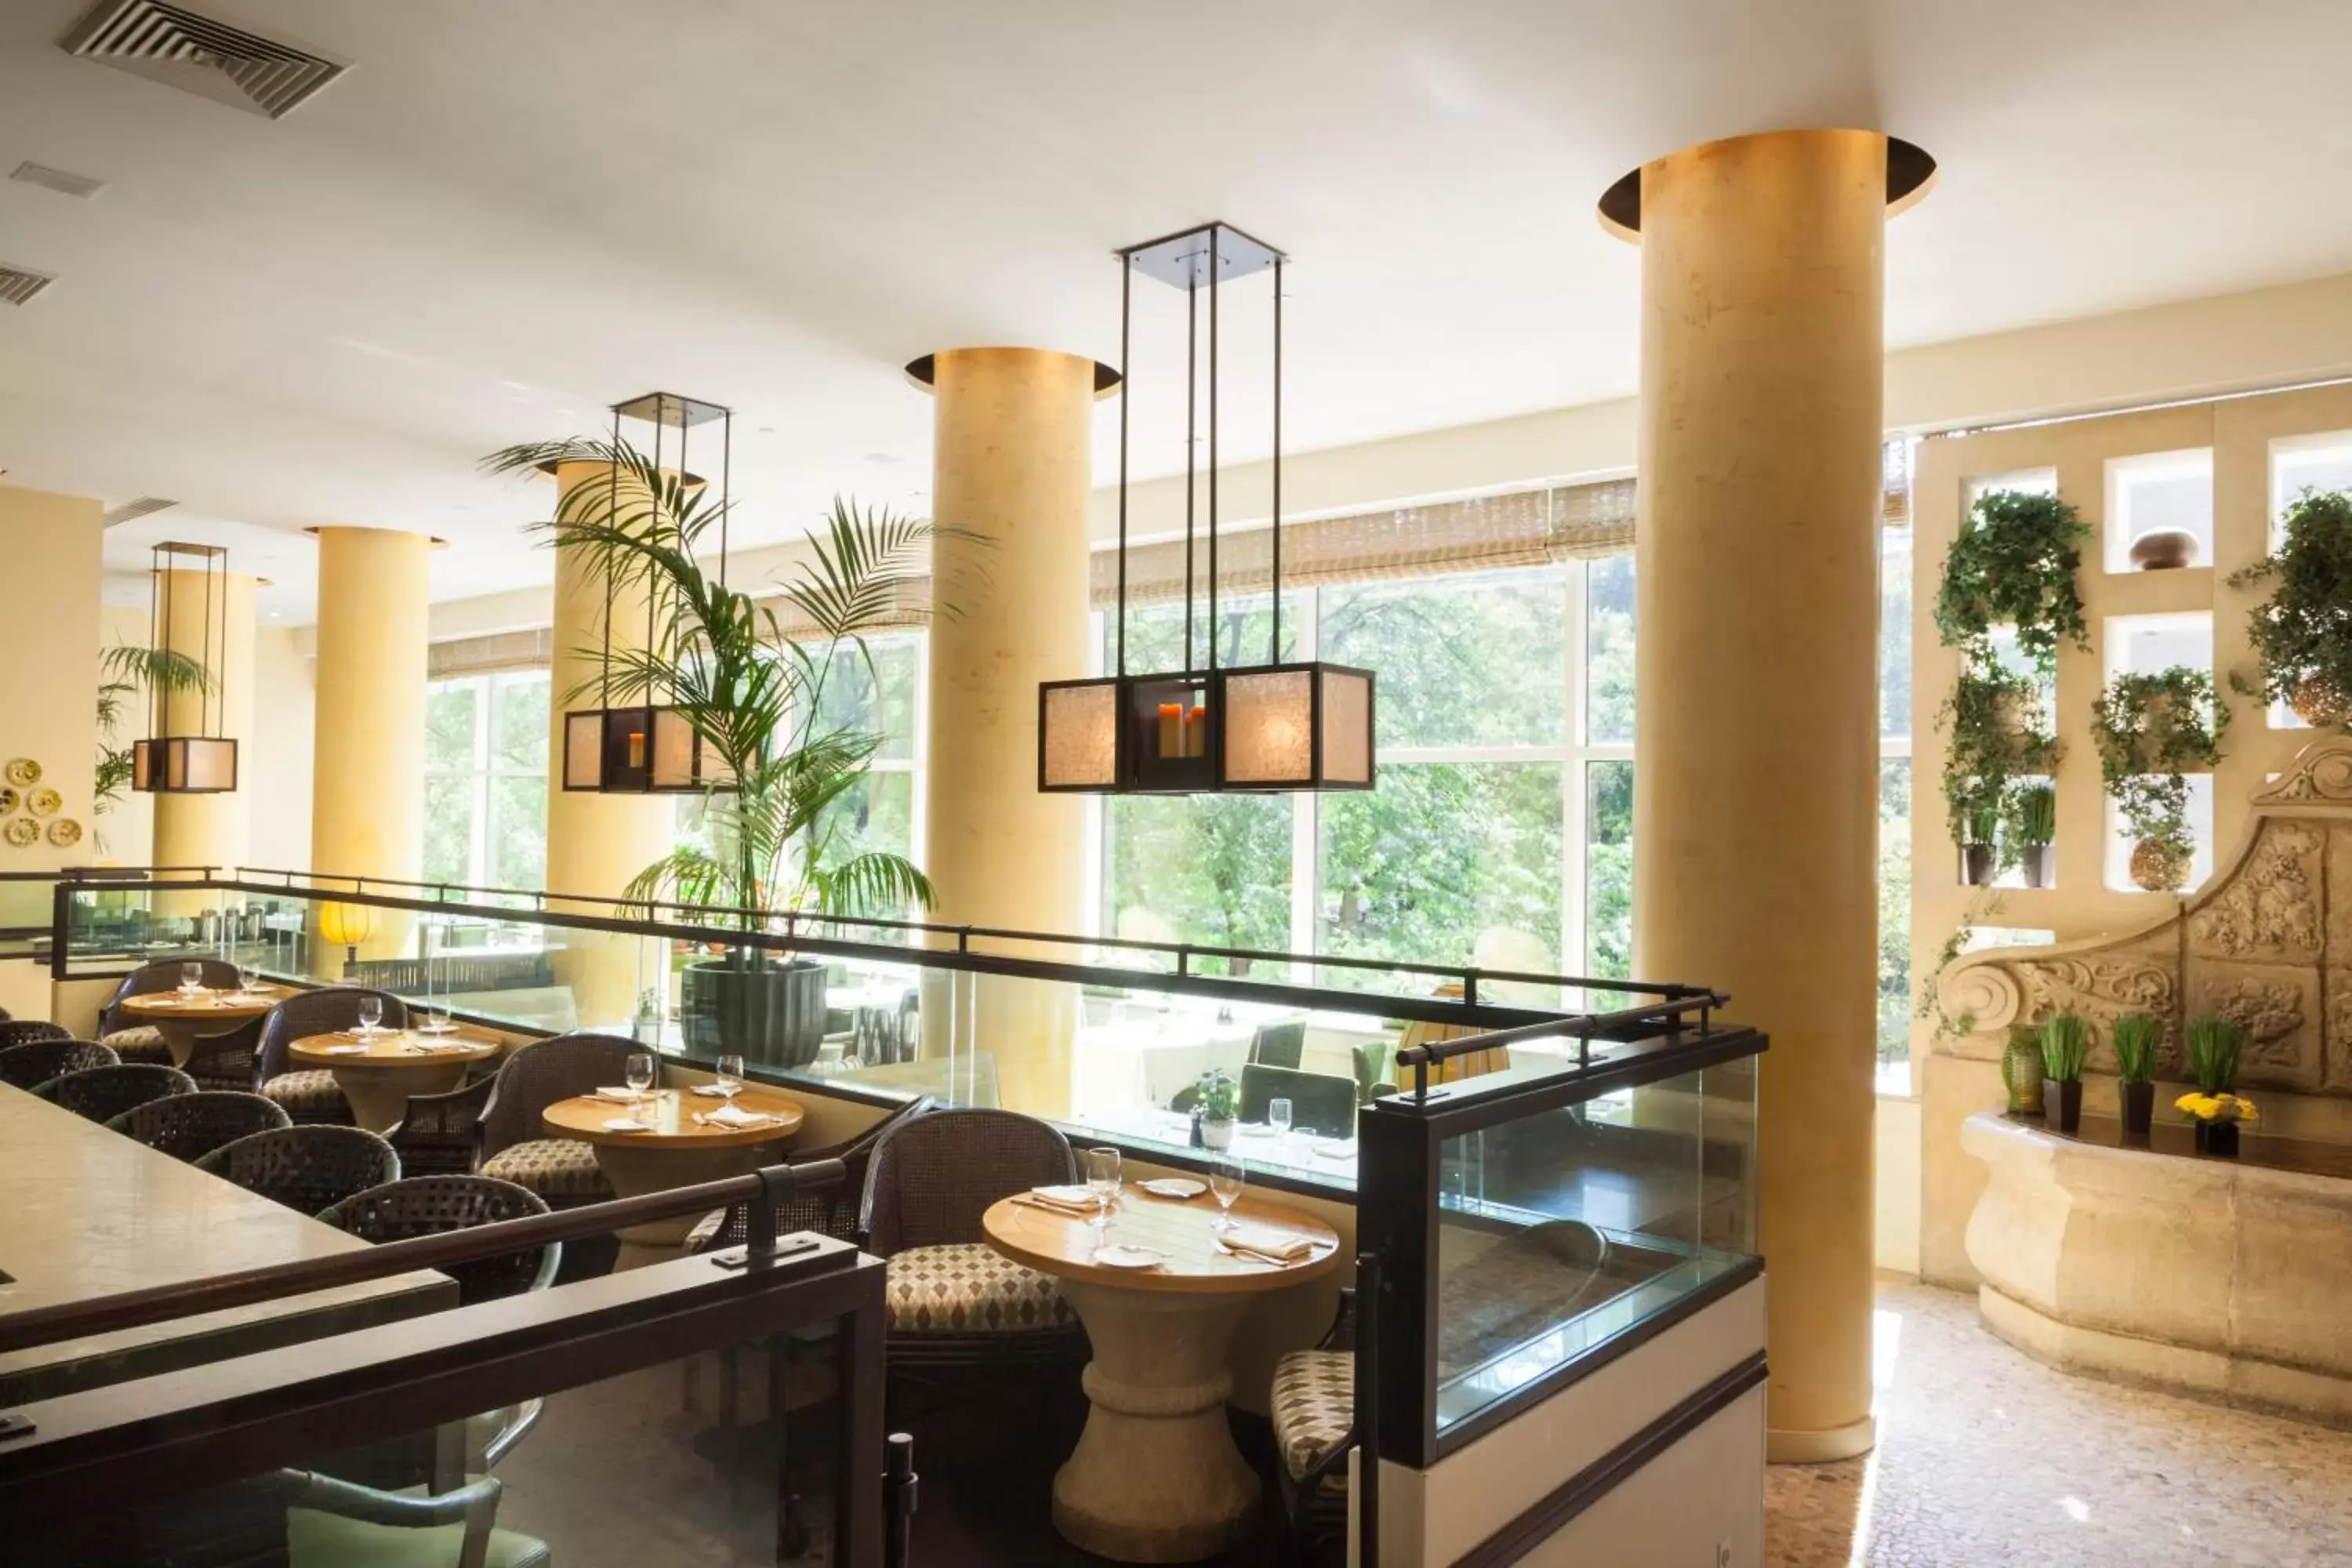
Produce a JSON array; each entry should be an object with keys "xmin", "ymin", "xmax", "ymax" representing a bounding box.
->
[
  {"xmin": 2091, "ymin": 666, "xmax": 2227, "ymax": 893},
  {"xmin": 1194, "ymin": 1069, "xmax": 1238, "ymax": 1152},
  {"xmin": 2001, "ymin": 1023, "xmax": 2046, "ymax": 1116},
  {"xmin": 2111, "ymin": 1012, "xmax": 2161, "ymax": 1137},
  {"xmin": 2041, "ymin": 1011, "xmax": 2090, "ymax": 1133},
  {"xmin": 2006, "ymin": 782, "xmax": 2057, "ymax": 888},
  {"xmin": 1942, "ymin": 670, "xmax": 2060, "ymax": 886},
  {"xmin": 2182, "ymin": 1016, "xmax": 2249, "ymax": 1155},
  {"xmin": 1960, "ymin": 799, "xmax": 2002, "ymax": 887},
  {"xmin": 2230, "ymin": 488, "xmax": 2352, "ymax": 730}
]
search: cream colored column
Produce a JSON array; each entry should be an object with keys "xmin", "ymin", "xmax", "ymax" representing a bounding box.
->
[
  {"xmin": 544, "ymin": 460, "xmax": 674, "ymax": 1031},
  {"xmin": 310, "ymin": 528, "xmax": 430, "ymax": 962},
  {"xmin": 920, "ymin": 347, "xmax": 1100, "ymax": 1116},
  {"xmin": 151, "ymin": 564, "xmax": 256, "ymax": 881},
  {"xmin": 1628, "ymin": 130, "xmax": 1899, "ymax": 1463}
]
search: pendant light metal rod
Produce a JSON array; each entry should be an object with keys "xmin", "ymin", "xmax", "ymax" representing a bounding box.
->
[
  {"xmin": 1272, "ymin": 254, "xmax": 1283, "ymax": 665},
  {"xmin": 601, "ymin": 407, "xmax": 619, "ymax": 712},
  {"xmin": 1116, "ymin": 253, "xmax": 1130, "ymax": 679},
  {"xmin": 1208, "ymin": 228, "xmax": 1220, "ymax": 673},
  {"xmin": 1184, "ymin": 270, "xmax": 1197, "ymax": 676},
  {"xmin": 146, "ymin": 544, "xmax": 162, "ymax": 742}
]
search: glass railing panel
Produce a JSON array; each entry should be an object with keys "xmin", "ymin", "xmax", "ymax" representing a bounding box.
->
[{"xmin": 1426, "ymin": 1058, "xmax": 1760, "ymax": 1436}]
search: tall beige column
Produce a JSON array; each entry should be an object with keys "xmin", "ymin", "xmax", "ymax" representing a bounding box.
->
[
  {"xmin": 310, "ymin": 527, "xmax": 430, "ymax": 961},
  {"xmin": 1622, "ymin": 130, "xmax": 1922, "ymax": 1462},
  {"xmin": 151, "ymin": 562, "xmax": 256, "ymax": 878},
  {"xmin": 544, "ymin": 460, "xmax": 675, "ymax": 1030},
  {"xmin": 917, "ymin": 347, "xmax": 1105, "ymax": 1116}
]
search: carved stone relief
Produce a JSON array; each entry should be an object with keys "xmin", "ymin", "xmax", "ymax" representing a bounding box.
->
[
  {"xmin": 2329, "ymin": 826, "xmax": 2352, "ymax": 971},
  {"xmin": 2016, "ymin": 948, "xmax": 2180, "ymax": 1077},
  {"xmin": 2328, "ymin": 970, "xmax": 2352, "ymax": 1092},
  {"xmin": 2252, "ymin": 740, "xmax": 2352, "ymax": 807},
  {"xmin": 2188, "ymin": 821, "xmax": 2324, "ymax": 967},
  {"xmin": 2183, "ymin": 961, "xmax": 2322, "ymax": 1092}
]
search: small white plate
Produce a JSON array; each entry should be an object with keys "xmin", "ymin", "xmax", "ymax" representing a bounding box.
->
[
  {"xmin": 1313, "ymin": 1140, "xmax": 1356, "ymax": 1160},
  {"xmin": 1090, "ymin": 1244, "xmax": 1164, "ymax": 1269},
  {"xmin": 324, "ymin": 1043, "xmax": 368, "ymax": 1055},
  {"xmin": 601, "ymin": 1116, "xmax": 654, "ymax": 1132},
  {"xmin": 414, "ymin": 1020, "xmax": 462, "ymax": 1036},
  {"xmin": 1138, "ymin": 1177, "xmax": 1207, "ymax": 1199}
]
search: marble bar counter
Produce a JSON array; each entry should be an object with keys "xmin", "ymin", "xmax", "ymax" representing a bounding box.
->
[
  {"xmin": 0, "ymin": 1083, "xmax": 453, "ymax": 1406},
  {"xmin": 1962, "ymin": 1110, "xmax": 2352, "ymax": 1428}
]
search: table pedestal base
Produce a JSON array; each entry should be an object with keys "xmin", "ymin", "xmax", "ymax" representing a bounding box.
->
[
  {"xmin": 331, "ymin": 1063, "xmax": 470, "ymax": 1133},
  {"xmin": 593, "ymin": 1142, "xmax": 771, "ymax": 1271},
  {"xmin": 1051, "ymin": 1282, "xmax": 1259, "ymax": 1563}
]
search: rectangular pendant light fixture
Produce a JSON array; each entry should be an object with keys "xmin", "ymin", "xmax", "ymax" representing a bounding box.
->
[
  {"xmin": 1036, "ymin": 221, "xmax": 1376, "ymax": 796},
  {"xmin": 133, "ymin": 541, "xmax": 239, "ymax": 795}
]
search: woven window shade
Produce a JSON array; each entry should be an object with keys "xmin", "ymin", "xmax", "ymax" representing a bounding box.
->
[
  {"xmin": 428, "ymin": 626, "xmax": 554, "ymax": 680},
  {"xmin": 748, "ymin": 575, "xmax": 933, "ymax": 644}
]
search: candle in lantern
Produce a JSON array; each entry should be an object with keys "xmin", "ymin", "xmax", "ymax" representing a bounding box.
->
[
  {"xmin": 1186, "ymin": 704, "xmax": 1207, "ymax": 757},
  {"xmin": 1157, "ymin": 703, "xmax": 1183, "ymax": 758},
  {"xmin": 627, "ymin": 730, "xmax": 647, "ymax": 770}
]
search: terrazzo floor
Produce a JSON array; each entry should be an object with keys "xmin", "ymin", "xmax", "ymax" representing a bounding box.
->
[{"xmin": 1766, "ymin": 1277, "xmax": 2352, "ymax": 1567}]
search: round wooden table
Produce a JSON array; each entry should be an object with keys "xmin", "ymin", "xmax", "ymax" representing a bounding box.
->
[
  {"xmin": 117, "ymin": 985, "xmax": 293, "ymax": 1068},
  {"xmin": 285, "ymin": 1028, "xmax": 504, "ymax": 1132},
  {"xmin": 542, "ymin": 1086, "xmax": 805, "ymax": 1269},
  {"xmin": 982, "ymin": 1183, "xmax": 1341, "ymax": 1563}
]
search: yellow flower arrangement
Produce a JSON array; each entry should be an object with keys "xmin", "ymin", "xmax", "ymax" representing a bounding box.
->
[{"xmin": 2175, "ymin": 1091, "xmax": 2259, "ymax": 1123}]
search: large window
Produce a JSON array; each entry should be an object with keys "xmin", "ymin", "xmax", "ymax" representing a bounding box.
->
[{"xmin": 423, "ymin": 670, "xmax": 551, "ymax": 891}]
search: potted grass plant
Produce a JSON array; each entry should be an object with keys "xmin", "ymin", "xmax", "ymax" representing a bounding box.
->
[
  {"xmin": 2001, "ymin": 1022, "xmax": 2046, "ymax": 1116},
  {"xmin": 2041, "ymin": 1012, "xmax": 2090, "ymax": 1133},
  {"xmin": 2006, "ymin": 782, "xmax": 2057, "ymax": 888},
  {"xmin": 2111, "ymin": 1012, "xmax": 2161, "ymax": 1137},
  {"xmin": 2180, "ymin": 1017, "xmax": 2252, "ymax": 1156},
  {"xmin": 2230, "ymin": 488, "xmax": 2352, "ymax": 729},
  {"xmin": 486, "ymin": 435, "xmax": 960, "ymax": 1068},
  {"xmin": 1942, "ymin": 670, "xmax": 2060, "ymax": 885}
]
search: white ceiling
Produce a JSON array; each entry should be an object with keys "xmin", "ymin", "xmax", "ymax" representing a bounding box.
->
[{"xmin": 4, "ymin": 0, "xmax": 2352, "ymax": 624}]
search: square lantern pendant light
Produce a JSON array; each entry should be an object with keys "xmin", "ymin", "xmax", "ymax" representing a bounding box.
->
[
  {"xmin": 558, "ymin": 391, "xmax": 747, "ymax": 795},
  {"xmin": 133, "ymin": 541, "xmax": 238, "ymax": 794},
  {"xmin": 1036, "ymin": 221, "xmax": 1375, "ymax": 796}
]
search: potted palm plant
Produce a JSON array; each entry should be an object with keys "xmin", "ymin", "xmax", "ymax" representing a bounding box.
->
[
  {"xmin": 2111, "ymin": 1012, "xmax": 2160, "ymax": 1137},
  {"xmin": 486, "ymin": 435, "xmax": 955, "ymax": 1068},
  {"xmin": 2041, "ymin": 1011, "xmax": 2089, "ymax": 1133},
  {"xmin": 2231, "ymin": 488, "xmax": 2352, "ymax": 729}
]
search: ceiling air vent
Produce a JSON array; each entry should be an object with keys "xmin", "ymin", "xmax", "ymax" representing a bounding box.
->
[
  {"xmin": 0, "ymin": 266, "xmax": 56, "ymax": 306},
  {"xmin": 60, "ymin": 1, "xmax": 347, "ymax": 121},
  {"xmin": 9, "ymin": 162, "xmax": 108, "ymax": 200},
  {"xmin": 103, "ymin": 497, "xmax": 178, "ymax": 528}
]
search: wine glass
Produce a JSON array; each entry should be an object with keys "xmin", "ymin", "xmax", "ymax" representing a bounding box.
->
[
  {"xmin": 425, "ymin": 1000, "xmax": 453, "ymax": 1033},
  {"xmin": 626, "ymin": 1051, "xmax": 657, "ymax": 1105},
  {"xmin": 180, "ymin": 962, "xmax": 203, "ymax": 994},
  {"xmin": 1084, "ymin": 1147, "xmax": 1122, "ymax": 1242},
  {"xmin": 355, "ymin": 996, "xmax": 383, "ymax": 1036},
  {"xmin": 1269, "ymin": 1096, "xmax": 1294, "ymax": 1139},
  {"xmin": 236, "ymin": 962, "xmax": 260, "ymax": 996},
  {"xmin": 717, "ymin": 1054, "xmax": 746, "ymax": 1100},
  {"xmin": 1209, "ymin": 1156, "xmax": 1244, "ymax": 1232}
]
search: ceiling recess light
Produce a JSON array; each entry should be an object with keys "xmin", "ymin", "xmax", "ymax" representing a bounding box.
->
[
  {"xmin": 9, "ymin": 162, "xmax": 108, "ymax": 200},
  {"xmin": 60, "ymin": 0, "xmax": 349, "ymax": 121},
  {"xmin": 1036, "ymin": 221, "xmax": 1376, "ymax": 797}
]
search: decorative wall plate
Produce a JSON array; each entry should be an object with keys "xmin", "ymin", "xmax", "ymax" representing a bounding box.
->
[
  {"xmin": 0, "ymin": 787, "xmax": 18, "ymax": 815},
  {"xmin": 4, "ymin": 818, "xmax": 38, "ymax": 848},
  {"xmin": 5, "ymin": 758, "xmax": 39, "ymax": 788},
  {"xmin": 45, "ymin": 818, "xmax": 81, "ymax": 848},
  {"xmin": 27, "ymin": 787, "xmax": 61, "ymax": 818}
]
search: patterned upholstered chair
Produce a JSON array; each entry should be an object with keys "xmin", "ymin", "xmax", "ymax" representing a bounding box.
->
[
  {"xmin": 194, "ymin": 1125, "xmax": 400, "ymax": 1216},
  {"xmin": 385, "ymin": 1074, "xmax": 496, "ymax": 1178},
  {"xmin": 859, "ymin": 1108, "xmax": 1087, "ymax": 1370},
  {"xmin": 107, "ymin": 1089, "xmax": 290, "ymax": 1161},
  {"xmin": 34, "ymin": 1062, "xmax": 197, "ymax": 1123},
  {"xmin": 321, "ymin": 1175, "xmax": 558, "ymax": 1306},
  {"xmin": 96, "ymin": 957, "xmax": 241, "ymax": 1065},
  {"xmin": 0, "ymin": 1034, "xmax": 110, "ymax": 1090},
  {"xmin": 1271, "ymin": 1289, "xmax": 1358, "ymax": 1553},
  {"xmin": 253, "ymin": 988, "xmax": 407, "ymax": 1125},
  {"xmin": 477, "ymin": 1033, "xmax": 637, "ymax": 1210}
]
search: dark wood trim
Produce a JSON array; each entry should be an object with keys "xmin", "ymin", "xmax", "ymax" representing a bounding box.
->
[{"xmin": 1450, "ymin": 1349, "xmax": 1769, "ymax": 1568}]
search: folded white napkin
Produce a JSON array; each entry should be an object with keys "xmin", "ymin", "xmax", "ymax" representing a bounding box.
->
[
  {"xmin": 1022, "ymin": 1184, "xmax": 1102, "ymax": 1214},
  {"xmin": 699, "ymin": 1102, "xmax": 780, "ymax": 1127},
  {"xmin": 601, "ymin": 1116, "xmax": 653, "ymax": 1132},
  {"xmin": 688, "ymin": 1083, "xmax": 736, "ymax": 1098},
  {"xmin": 593, "ymin": 1086, "xmax": 648, "ymax": 1103},
  {"xmin": 323, "ymin": 1043, "xmax": 368, "ymax": 1055},
  {"xmin": 1220, "ymin": 1225, "xmax": 1318, "ymax": 1263}
]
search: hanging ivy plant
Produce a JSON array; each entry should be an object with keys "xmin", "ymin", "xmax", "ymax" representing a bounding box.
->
[
  {"xmin": 2091, "ymin": 666, "xmax": 2228, "ymax": 891},
  {"xmin": 1935, "ymin": 489, "xmax": 2090, "ymax": 676},
  {"xmin": 2230, "ymin": 488, "xmax": 2352, "ymax": 728},
  {"xmin": 1939, "ymin": 666, "xmax": 2061, "ymax": 851}
]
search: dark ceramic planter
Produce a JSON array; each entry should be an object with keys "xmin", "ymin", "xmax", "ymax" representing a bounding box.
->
[
  {"xmin": 2043, "ymin": 1077, "xmax": 2083, "ymax": 1134},
  {"xmin": 2020, "ymin": 844, "xmax": 2056, "ymax": 888},
  {"xmin": 2195, "ymin": 1119, "xmax": 2241, "ymax": 1158},
  {"xmin": 1960, "ymin": 844, "xmax": 1998, "ymax": 886},
  {"xmin": 2120, "ymin": 1079, "xmax": 2154, "ymax": 1138},
  {"xmin": 681, "ymin": 953, "xmax": 828, "ymax": 1069}
]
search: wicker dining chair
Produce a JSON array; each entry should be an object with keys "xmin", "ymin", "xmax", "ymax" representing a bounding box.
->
[
  {"xmin": 96, "ymin": 957, "xmax": 243, "ymax": 1065},
  {"xmin": 321, "ymin": 1175, "xmax": 559, "ymax": 1306},
  {"xmin": 477, "ymin": 1033, "xmax": 638, "ymax": 1209},
  {"xmin": 253, "ymin": 987, "xmax": 408, "ymax": 1125},
  {"xmin": 0, "ymin": 1018, "xmax": 72, "ymax": 1056},
  {"xmin": 0, "ymin": 1035, "xmax": 111, "ymax": 1090},
  {"xmin": 194, "ymin": 1124, "xmax": 401, "ymax": 1215},
  {"xmin": 107, "ymin": 1089, "xmax": 290, "ymax": 1162},
  {"xmin": 859, "ymin": 1107, "xmax": 1088, "ymax": 1370},
  {"xmin": 34, "ymin": 1062, "xmax": 198, "ymax": 1123},
  {"xmin": 183, "ymin": 1016, "xmax": 267, "ymax": 1093},
  {"xmin": 384, "ymin": 1074, "xmax": 496, "ymax": 1178},
  {"xmin": 685, "ymin": 1094, "xmax": 936, "ymax": 1256}
]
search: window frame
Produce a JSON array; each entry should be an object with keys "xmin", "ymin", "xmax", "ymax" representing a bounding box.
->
[{"xmin": 423, "ymin": 668, "xmax": 551, "ymax": 891}]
